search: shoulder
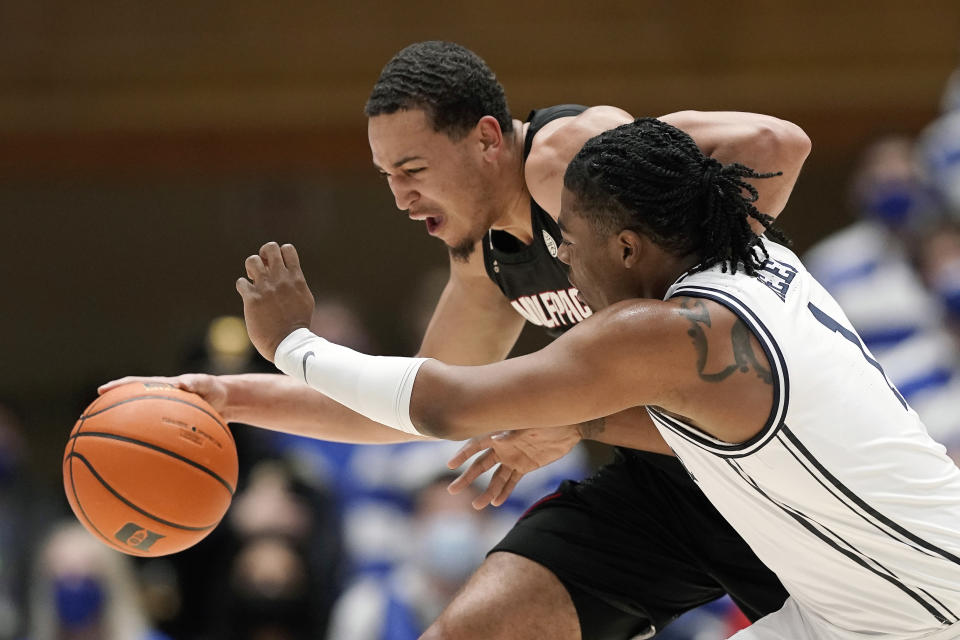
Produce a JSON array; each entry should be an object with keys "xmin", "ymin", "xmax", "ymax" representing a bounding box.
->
[
  {"xmin": 562, "ymin": 298, "xmax": 693, "ymax": 361},
  {"xmin": 611, "ymin": 296, "xmax": 738, "ymax": 334},
  {"xmin": 578, "ymin": 296, "xmax": 742, "ymax": 363},
  {"xmin": 667, "ymin": 294, "xmax": 740, "ymax": 330},
  {"xmin": 525, "ymin": 106, "xmax": 633, "ymax": 174},
  {"xmin": 525, "ymin": 106, "xmax": 633, "ymax": 218}
]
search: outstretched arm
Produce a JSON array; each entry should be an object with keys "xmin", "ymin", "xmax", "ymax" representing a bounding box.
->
[
  {"xmin": 237, "ymin": 242, "xmax": 682, "ymax": 439},
  {"xmin": 100, "ymin": 372, "xmax": 437, "ymax": 444},
  {"xmin": 100, "ymin": 242, "xmax": 522, "ymax": 446},
  {"xmin": 239, "ymin": 243, "xmax": 774, "ymax": 446}
]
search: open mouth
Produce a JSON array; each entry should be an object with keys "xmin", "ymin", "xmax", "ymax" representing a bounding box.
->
[{"xmin": 425, "ymin": 216, "xmax": 443, "ymax": 235}]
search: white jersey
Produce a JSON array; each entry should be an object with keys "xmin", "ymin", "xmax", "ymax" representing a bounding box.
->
[{"xmin": 647, "ymin": 241, "xmax": 960, "ymax": 639}]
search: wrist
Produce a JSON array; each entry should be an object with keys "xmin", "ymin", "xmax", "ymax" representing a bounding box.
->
[
  {"xmin": 216, "ymin": 374, "xmax": 243, "ymax": 423},
  {"xmin": 216, "ymin": 373, "xmax": 271, "ymax": 424}
]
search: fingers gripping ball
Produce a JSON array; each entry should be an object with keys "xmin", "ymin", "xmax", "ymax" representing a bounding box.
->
[{"xmin": 63, "ymin": 382, "xmax": 238, "ymax": 556}]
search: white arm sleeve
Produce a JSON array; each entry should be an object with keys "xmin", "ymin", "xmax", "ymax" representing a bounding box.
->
[{"xmin": 273, "ymin": 328, "xmax": 429, "ymax": 435}]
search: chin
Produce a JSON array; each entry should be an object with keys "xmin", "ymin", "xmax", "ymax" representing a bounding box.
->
[{"xmin": 448, "ymin": 235, "xmax": 479, "ymax": 263}]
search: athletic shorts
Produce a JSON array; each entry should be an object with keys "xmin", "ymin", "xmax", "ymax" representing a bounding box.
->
[{"xmin": 490, "ymin": 448, "xmax": 789, "ymax": 639}]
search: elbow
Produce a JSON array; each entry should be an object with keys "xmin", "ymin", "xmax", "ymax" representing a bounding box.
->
[
  {"xmin": 765, "ymin": 118, "xmax": 812, "ymax": 168},
  {"xmin": 408, "ymin": 379, "xmax": 472, "ymax": 441},
  {"xmin": 412, "ymin": 407, "xmax": 452, "ymax": 439},
  {"xmin": 781, "ymin": 120, "xmax": 812, "ymax": 161},
  {"xmin": 412, "ymin": 412, "xmax": 470, "ymax": 441},
  {"xmin": 407, "ymin": 362, "xmax": 494, "ymax": 441}
]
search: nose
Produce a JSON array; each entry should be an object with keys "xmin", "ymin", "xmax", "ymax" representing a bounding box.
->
[
  {"xmin": 388, "ymin": 176, "xmax": 418, "ymax": 211},
  {"xmin": 557, "ymin": 242, "xmax": 570, "ymax": 265}
]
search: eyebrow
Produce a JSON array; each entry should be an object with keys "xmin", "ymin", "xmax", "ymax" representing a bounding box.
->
[
  {"xmin": 373, "ymin": 155, "xmax": 426, "ymax": 172},
  {"xmin": 393, "ymin": 155, "xmax": 424, "ymax": 168},
  {"xmin": 557, "ymin": 218, "xmax": 568, "ymax": 233}
]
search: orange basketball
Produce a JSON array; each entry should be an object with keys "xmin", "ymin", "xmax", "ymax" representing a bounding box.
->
[{"xmin": 63, "ymin": 382, "xmax": 238, "ymax": 557}]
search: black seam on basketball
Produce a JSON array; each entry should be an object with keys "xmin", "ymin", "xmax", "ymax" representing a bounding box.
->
[
  {"xmin": 84, "ymin": 395, "xmax": 233, "ymax": 442},
  {"xmin": 67, "ymin": 404, "xmax": 148, "ymax": 554},
  {"xmin": 68, "ymin": 445, "xmax": 116, "ymax": 549},
  {"xmin": 65, "ymin": 452, "xmax": 219, "ymax": 532},
  {"xmin": 69, "ymin": 431, "xmax": 235, "ymax": 495}
]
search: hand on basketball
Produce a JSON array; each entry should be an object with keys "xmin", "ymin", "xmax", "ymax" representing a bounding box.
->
[
  {"xmin": 447, "ymin": 426, "xmax": 583, "ymax": 509},
  {"xmin": 98, "ymin": 374, "xmax": 229, "ymax": 416},
  {"xmin": 236, "ymin": 242, "xmax": 315, "ymax": 363}
]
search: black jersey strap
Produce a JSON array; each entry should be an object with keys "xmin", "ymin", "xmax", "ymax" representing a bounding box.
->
[{"xmin": 523, "ymin": 105, "xmax": 588, "ymax": 160}]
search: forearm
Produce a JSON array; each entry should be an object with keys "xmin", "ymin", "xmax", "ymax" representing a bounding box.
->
[
  {"xmin": 661, "ymin": 110, "xmax": 806, "ymax": 165},
  {"xmin": 658, "ymin": 110, "xmax": 811, "ymax": 219},
  {"xmin": 221, "ymin": 373, "xmax": 433, "ymax": 444},
  {"xmin": 577, "ymin": 406, "xmax": 674, "ymax": 456}
]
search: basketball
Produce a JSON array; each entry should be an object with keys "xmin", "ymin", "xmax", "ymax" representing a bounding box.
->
[{"xmin": 63, "ymin": 382, "xmax": 238, "ymax": 557}]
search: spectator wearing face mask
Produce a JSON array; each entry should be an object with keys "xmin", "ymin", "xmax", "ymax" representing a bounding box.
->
[
  {"xmin": 918, "ymin": 69, "xmax": 960, "ymax": 357},
  {"xmin": 917, "ymin": 225, "xmax": 960, "ymax": 348},
  {"xmin": 213, "ymin": 534, "xmax": 323, "ymax": 640},
  {"xmin": 25, "ymin": 521, "xmax": 169, "ymax": 640},
  {"xmin": 804, "ymin": 134, "xmax": 960, "ymax": 445},
  {"xmin": 919, "ymin": 63, "xmax": 960, "ymax": 216},
  {"xmin": 325, "ymin": 474, "xmax": 498, "ymax": 640},
  {"xmin": 203, "ymin": 458, "xmax": 343, "ymax": 640}
]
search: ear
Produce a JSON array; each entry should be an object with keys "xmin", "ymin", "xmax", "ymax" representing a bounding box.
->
[
  {"xmin": 617, "ymin": 230, "xmax": 644, "ymax": 268},
  {"xmin": 476, "ymin": 115, "xmax": 504, "ymax": 156}
]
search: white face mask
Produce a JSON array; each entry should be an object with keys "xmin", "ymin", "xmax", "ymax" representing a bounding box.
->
[{"xmin": 414, "ymin": 513, "xmax": 486, "ymax": 583}]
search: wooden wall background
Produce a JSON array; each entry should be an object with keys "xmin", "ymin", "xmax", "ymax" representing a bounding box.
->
[{"xmin": 2, "ymin": 0, "xmax": 959, "ymax": 475}]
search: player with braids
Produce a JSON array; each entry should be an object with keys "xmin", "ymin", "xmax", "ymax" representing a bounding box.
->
[
  {"xmin": 107, "ymin": 41, "xmax": 812, "ymax": 638},
  {"xmin": 242, "ymin": 115, "xmax": 960, "ymax": 640},
  {"xmin": 565, "ymin": 117, "xmax": 788, "ymax": 277}
]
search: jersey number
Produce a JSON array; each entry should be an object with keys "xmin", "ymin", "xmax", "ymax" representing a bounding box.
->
[{"xmin": 808, "ymin": 302, "xmax": 907, "ymax": 410}]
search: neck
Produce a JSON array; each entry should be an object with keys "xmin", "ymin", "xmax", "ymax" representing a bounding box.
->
[
  {"xmin": 488, "ymin": 119, "xmax": 533, "ymax": 244},
  {"xmin": 639, "ymin": 251, "xmax": 702, "ymax": 300}
]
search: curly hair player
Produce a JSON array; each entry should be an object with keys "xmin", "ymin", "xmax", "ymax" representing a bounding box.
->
[
  {"xmin": 241, "ymin": 117, "xmax": 960, "ymax": 640},
  {"xmin": 104, "ymin": 42, "xmax": 810, "ymax": 638}
]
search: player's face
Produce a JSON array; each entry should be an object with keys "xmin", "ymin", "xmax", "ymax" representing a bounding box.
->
[
  {"xmin": 368, "ymin": 110, "xmax": 497, "ymax": 259},
  {"xmin": 556, "ymin": 188, "xmax": 634, "ymax": 311}
]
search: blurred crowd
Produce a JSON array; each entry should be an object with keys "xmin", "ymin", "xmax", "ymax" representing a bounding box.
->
[
  {"xmin": 3, "ymin": 65, "xmax": 960, "ymax": 640},
  {"xmin": 0, "ymin": 287, "xmax": 588, "ymax": 640},
  {"xmin": 804, "ymin": 65, "xmax": 960, "ymax": 458}
]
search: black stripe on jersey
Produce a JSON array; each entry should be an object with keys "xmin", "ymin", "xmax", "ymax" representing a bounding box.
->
[
  {"xmin": 807, "ymin": 302, "xmax": 908, "ymax": 410},
  {"xmin": 921, "ymin": 588, "xmax": 960, "ymax": 625},
  {"xmin": 777, "ymin": 431, "xmax": 939, "ymax": 561},
  {"xmin": 646, "ymin": 285, "xmax": 788, "ymax": 457},
  {"xmin": 727, "ymin": 459, "xmax": 957, "ymax": 625},
  {"xmin": 782, "ymin": 426, "xmax": 960, "ymax": 567},
  {"xmin": 646, "ymin": 407, "xmax": 784, "ymax": 460}
]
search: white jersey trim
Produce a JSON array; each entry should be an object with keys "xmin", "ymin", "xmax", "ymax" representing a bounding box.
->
[{"xmin": 646, "ymin": 285, "xmax": 789, "ymax": 458}]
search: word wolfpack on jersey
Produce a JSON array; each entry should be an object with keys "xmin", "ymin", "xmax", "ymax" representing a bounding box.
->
[{"xmin": 509, "ymin": 287, "xmax": 592, "ymax": 330}]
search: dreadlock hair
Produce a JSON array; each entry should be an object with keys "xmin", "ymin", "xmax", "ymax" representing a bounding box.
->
[
  {"xmin": 365, "ymin": 41, "xmax": 513, "ymax": 140},
  {"xmin": 564, "ymin": 117, "xmax": 789, "ymax": 276}
]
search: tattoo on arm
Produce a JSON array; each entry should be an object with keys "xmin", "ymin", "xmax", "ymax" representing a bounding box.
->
[
  {"xmin": 677, "ymin": 297, "xmax": 772, "ymax": 385},
  {"xmin": 730, "ymin": 318, "xmax": 773, "ymax": 384},
  {"xmin": 578, "ymin": 417, "xmax": 606, "ymax": 439}
]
